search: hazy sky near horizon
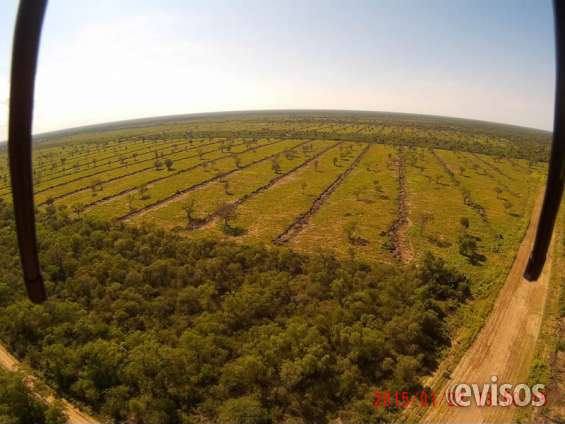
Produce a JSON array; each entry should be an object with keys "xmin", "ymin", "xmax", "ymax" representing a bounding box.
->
[{"xmin": 0, "ymin": 0, "xmax": 556, "ymax": 136}]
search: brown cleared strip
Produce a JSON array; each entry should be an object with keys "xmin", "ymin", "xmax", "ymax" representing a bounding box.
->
[
  {"xmin": 273, "ymin": 143, "xmax": 370, "ymax": 244},
  {"xmin": 388, "ymin": 147, "xmax": 413, "ymax": 262}
]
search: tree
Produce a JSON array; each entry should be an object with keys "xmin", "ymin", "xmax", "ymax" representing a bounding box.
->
[
  {"xmin": 285, "ymin": 150, "xmax": 294, "ymax": 160},
  {"xmin": 419, "ymin": 212, "xmax": 434, "ymax": 236},
  {"xmin": 72, "ymin": 203, "xmax": 86, "ymax": 218},
  {"xmin": 271, "ymin": 159, "xmax": 282, "ymax": 174},
  {"xmin": 138, "ymin": 184, "xmax": 149, "ymax": 200},
  {"xmin": 164, "ymin": 158, "xmax": 174, "ymax": 171},
  {"xmin": 344, "ymin": 221, "xmax": 358, "ymax": 243},
  {"xmin": 460, "ymin": 217, "xmax": 470, "ymax": 229},
  {"xmin": 154, "ymin": 159, "xmax": 164, "ymax": 170},
  {"xmin": 182, "ymin": 199, "xmax": 197, "ymax": 227},
  {"xmin": 45, "ymin": 401, "xmax": 67, "ymax": 424},
  {"xmin": 458, "ymin": 233, "xmax": 485, "ymax": 265},
  {"xmin": 300, "ymin": 182, "xmax": 307, "ymax": 195},
  {"xmin": 217, "ymin": 396, "xmax": 268, "ymax": 424},
  {"xmin": 222, "ymin": 180, "xmax": 233, "ymax": 196},
  {"xmin": 90, "ymin": 178, "xmax": 102, "ymax": 196},
  {"xmin": 0, "ymin": 368, "xmax": 59, "ymax": 424},
  {"xmin": 216, "ymin": 202, "xmax": 237, "ymax": 227},
  {"xmin": 127, "ymin": 194, "xmax": 136, "ymax": 211}
]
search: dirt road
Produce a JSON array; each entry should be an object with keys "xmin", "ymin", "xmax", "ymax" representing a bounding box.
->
[
  {"xmin": 422, "ymin": 192, "xmax": 554, "ymax": 423},
  {"xmin": 0, "ymin": 343, "xmax": 100, "ymax": 424}
]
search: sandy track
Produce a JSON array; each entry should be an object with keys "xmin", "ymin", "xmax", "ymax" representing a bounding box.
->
[
  {"xmin": 0, "ymin": 344, "xmax": 100, "ymax": 424},
  {"xmin": 422, "ymin": 191, "xmax": 553, "ymax": 423}
]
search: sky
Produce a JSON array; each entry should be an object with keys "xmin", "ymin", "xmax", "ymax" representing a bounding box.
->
[{"xmin": 0, "ymin": 0, "xmax": 556, "ymax": 137}]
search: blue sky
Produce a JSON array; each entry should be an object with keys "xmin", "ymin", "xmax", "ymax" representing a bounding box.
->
[{"xmin": 0, "ymin": 0, "xmax": 556, "ymax": 135}]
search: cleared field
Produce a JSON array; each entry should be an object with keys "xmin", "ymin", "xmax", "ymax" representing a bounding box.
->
[
  {"xmin": 217, "ymin": 142, "xmax": 367, "ymax": 244},
  {"xmin": 88, "ymin": 138, "xmax": 301, "ymax": 220},
  {"xmin": 129, "ymin": 139, "xmax": 338, "ymax": 229},
  {"xmin": 33, "ymin": 138, "xmax": 247, "ymax": 205},
  {"xmin": 0, "ymin": 111, "xmax": 547, "ymax": 274},
  {"xmin": 288, "ymin": 143, "xmax": 398, "ymax": 263}
]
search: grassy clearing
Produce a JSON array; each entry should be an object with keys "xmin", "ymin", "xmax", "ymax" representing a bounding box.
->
[
  {"xmin": 435, "ymin": 149, "xmax": 543, "ymax": 289},
  {"xmin": 192, "ymin": 142, "xmax": 365, "ymax": 244},
  {"xmin": 288, "ymin": 144, "xmax": 398, "ymax": 263},
  {"xmin": 30, "ymin": 137, "xmax": 211, "ymax": 194},
  {"xmin": 52, "ymin": 138, "xmax": 274, "ymax": 212},
  {"xmin": 130, "ymin": 140, "xmax": 336, "ymax": 229},
  {"xmin": 32, "ymin": 138, "xmax": 228, "ymax": 204},
  {"xmin": 403, "ymin": 148, "xmax": 477, "ymax": 265},
  {"xmin": 88, "ymin": 139, "xmax": 303, "ymax": 220}
]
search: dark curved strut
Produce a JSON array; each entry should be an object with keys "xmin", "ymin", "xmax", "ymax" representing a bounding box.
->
[
  {"xmin": 524, "ymin": 0, "xmax": 565, "ymax": 281},
  {"xmin": 8, "ymin": 0, "xmax": 48, "ymax": 303}
]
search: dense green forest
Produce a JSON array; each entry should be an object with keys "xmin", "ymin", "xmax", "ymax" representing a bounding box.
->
[
  {"xmin": 0, "ymin": 200, "xmax": 470, "ymax": 423},
  {"xmin": 0, "ymin": 368, "xmax": 65, "ymax": 424}
]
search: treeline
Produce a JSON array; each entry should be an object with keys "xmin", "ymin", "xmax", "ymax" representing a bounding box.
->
[
  {"xmin": 132, "ymin": 126, "xmax": 549, "ymax": 163},
  {"xmin": 0, "ymin": 201, "xmax": 470, "ymax": 423},
  {"xmin": 0, "ymin": 368, "xmax": 66, "ymax": 424},
  {"xmin": 27, "ymin": 112, "xmax": 551, "ymax": 164}
]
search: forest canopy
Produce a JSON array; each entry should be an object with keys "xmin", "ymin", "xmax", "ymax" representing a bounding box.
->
[
  {"xmin": 0, "ymin": 200, "xmax": 470, "ymax": 423},
  {"xmin": 0, "ymin": 368, "xmax": 66, "ymax": 424}
]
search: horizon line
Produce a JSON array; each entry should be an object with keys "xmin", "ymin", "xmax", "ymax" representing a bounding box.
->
[{"xmin": 1, "ymin": 108, "xmax": 553, "ymax": 144}]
